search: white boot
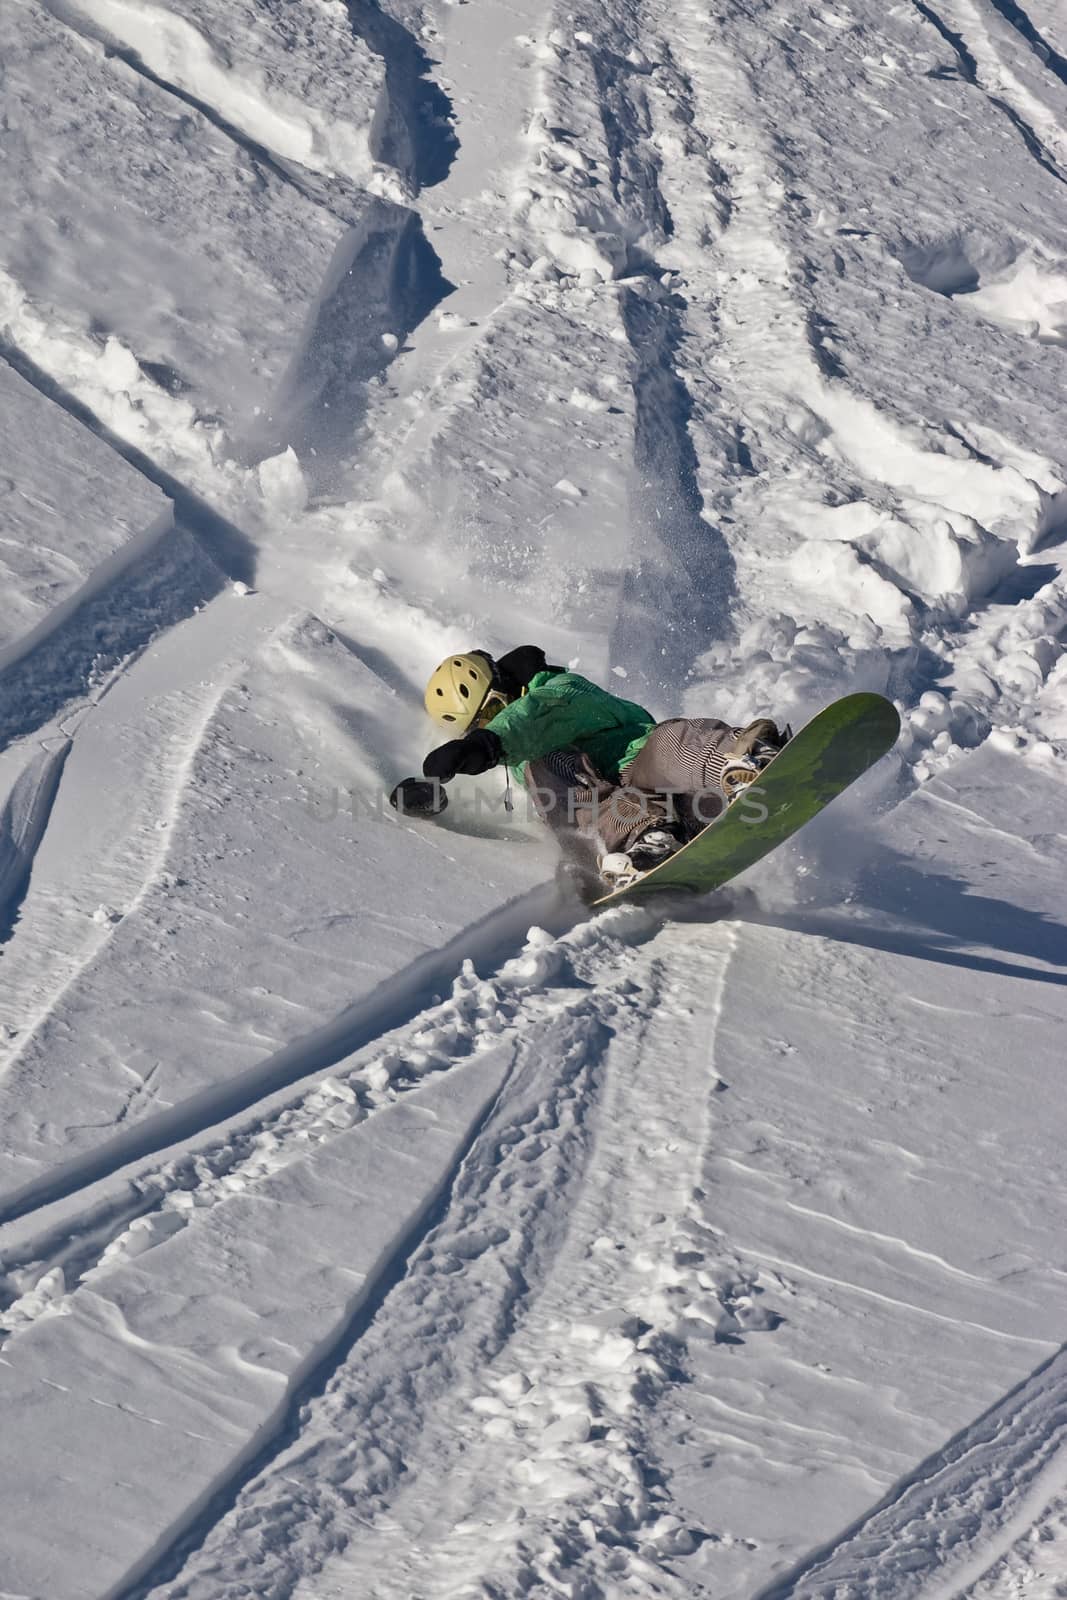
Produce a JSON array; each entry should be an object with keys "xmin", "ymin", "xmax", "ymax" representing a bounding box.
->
[
  {"xmin": 598, "ymin": 851, "xmax": 637, "ymax": 884},
  {"xmin": 598, "ymin": 826, "xmax": 683, "ymax": 889}
]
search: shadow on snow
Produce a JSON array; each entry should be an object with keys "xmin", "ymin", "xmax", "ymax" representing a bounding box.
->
[{"xmin": 753, "ymin": 845, "xmax": 1067, "ymax": 988}]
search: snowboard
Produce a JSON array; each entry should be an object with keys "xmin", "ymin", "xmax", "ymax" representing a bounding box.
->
[{"xmin": 591, "ymin": 692, "xmax": 900, "ymax": 907}]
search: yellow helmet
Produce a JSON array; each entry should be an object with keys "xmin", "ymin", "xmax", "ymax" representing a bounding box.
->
[{"xmin": 424, "ymin": 652, "xmax": 498, "ymax": 731}]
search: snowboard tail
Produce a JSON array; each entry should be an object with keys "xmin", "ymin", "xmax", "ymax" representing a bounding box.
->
[{"xmin": 592, "ymin": 693, "xmax": 900, "ymax": 906}]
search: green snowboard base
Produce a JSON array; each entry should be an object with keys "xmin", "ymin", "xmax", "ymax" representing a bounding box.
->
[{"xmin": 592, "ymin": 692, "xmax": 901, "ymax": 907}]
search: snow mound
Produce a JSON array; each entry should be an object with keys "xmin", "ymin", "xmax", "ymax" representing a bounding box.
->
[
  {"xmin": 0, "ymin": 269, "xmax": 229, "ymax": 483},
  {"xmin": 257, "ymin": 446, "xmax": 308, "ymax": 515},
  {"xmin": 856, "ymin": 506, "xmax": 1020, "ymax": 617},
  {"xmin": 967, "ymin": 254, "xmax": 1067, "ymax": 343}
]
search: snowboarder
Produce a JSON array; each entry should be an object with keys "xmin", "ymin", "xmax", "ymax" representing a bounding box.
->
[{"xmin": 392, "ymin": 646, "xmax": 789, "ymax": 886}]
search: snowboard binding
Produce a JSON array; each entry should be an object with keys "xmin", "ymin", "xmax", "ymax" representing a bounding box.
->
[
  {"xmin": 598, "ymin": 824, "xmax": 685, "ymax": 891},
  {"xmin": 720, "ymin": 719, "xmax": 792, "ymax": 803}
]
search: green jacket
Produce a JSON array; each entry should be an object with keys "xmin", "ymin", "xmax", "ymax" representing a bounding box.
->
[{"xmin": 486, "ymin": 668, "xmax": 656, "ymax": 781}]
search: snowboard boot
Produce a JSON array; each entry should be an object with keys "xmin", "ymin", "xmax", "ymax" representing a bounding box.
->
[
  {"xmin": 720, "ymin": 718, "xmax": 791, "ymax": 803},
  {"xmin": 598, "ymin": 824, "xmax": 685, "ymax": 890}
]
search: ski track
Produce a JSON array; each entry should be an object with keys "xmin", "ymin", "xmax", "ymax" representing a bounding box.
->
[
  {"xmin": 756, "ymin": 1345, "xmax": 1067, "ymax": 1600},
  {"xmin": 0, "ymin": 739, "xmax": 72, "ymax": 945},
  {"xmin": 912, "ymin": 0, "xmax": 1067, "ymax": 182},
  {"xmin": 0, "ymin": 878, "xmax": 577, "ymax": 1234},
  {"xmin": 35, "ymin": 0, "xmax": 374, "ymax": 229},
  {"xmin": 0, "ymin": 653, "xmax": 234, "ymax": 1094},
  {"xmin": 127, "ymin": 917, "xmax": 740, "ymax": 1600},
  {"xmin": 984, "ymin": 0, "xmax": 1067, "ymax": 88}
]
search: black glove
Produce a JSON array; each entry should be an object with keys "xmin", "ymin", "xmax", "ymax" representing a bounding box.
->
[
  {"xmin": 389, "ymin": 777, "xmax": 449, "ymax": 815},
  {"xmin": 495, "ymin": 645, "xmax": 548, "ymax": 695},
  {"xmin": 422, "ymin": 728, "xmax": 503, "ymax": 782}
]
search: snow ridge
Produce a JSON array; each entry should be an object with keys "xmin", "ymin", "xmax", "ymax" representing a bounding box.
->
[{"xmin": 36, "ymin": 0, "xmax": 375, "ymax": 226}]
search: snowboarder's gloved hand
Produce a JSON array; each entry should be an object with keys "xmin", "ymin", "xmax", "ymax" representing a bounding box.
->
[{"xmin": 423, "ymin": 728, "xmax": 503, "ymax": 782}]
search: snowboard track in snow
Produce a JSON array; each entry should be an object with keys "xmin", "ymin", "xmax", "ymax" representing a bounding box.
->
[
  {"xmin": 913, "ymin": 0, "xmax": 1067, "ymax": 184},
  {"xmin": 0, "ymin": 741, "xmax": 71, "ymax": 945},
  {"xmin": 0, "ymin": 342, "xmax": 256, "ymax": 586},
  {"xmin": 123, "ymin": 919, "xmax": 734, "ymax": 1600},
  {"xmin": 0, "ymin": 882, "xmax": 577, "ymax": 1231},
  {"xmin": 36, "ymin": 0, "xmax": 372, "ymax": 229},
  {"xmin": 113, "ymin": 1050, "xmax": 516, "ymax": 1600},
  {"xmin": 121, "ymin": 1041, "xmax": 604, "ymax": 1600},
  {"xmin": 617, "ymin": 284, "xmax": 738, "ymax": 703},
  {"xmin": 756, "ymin": 1343, "xmax": 1067, "ymax": 1599},
  {"xmin": 1, "ymin": 907, "xmax": 750, "ymax": 1600},
  {"xmin": 984, "ymin": 0, "xmax": 1067, "ymax": 89},
  {"xmin": 571, "ymin": 24, "xmax": 741, "ymax": 701},
  {"xmin": 0, "ymin": 908, "xmax": 609, "ymax": 1328},
  {"xmin": 0, "ymin": 911, "xmax": 700, "ymax": 1600},
  {"xmin": 344, "ymin": 0, "xmax": 458, "ymax": 188}
]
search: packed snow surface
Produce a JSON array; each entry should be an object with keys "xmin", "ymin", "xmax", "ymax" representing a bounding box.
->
[{"xmin": 1, "ymin": 0, "xmax": 1066, "ymax": 1596}]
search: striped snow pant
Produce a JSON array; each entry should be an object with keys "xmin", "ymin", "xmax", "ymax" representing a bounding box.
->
[{"xmin": 525, "ymin": 718, "xmax": 739, "ymax": 857}]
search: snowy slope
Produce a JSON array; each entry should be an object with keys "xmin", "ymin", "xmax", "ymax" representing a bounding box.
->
[
  {"xmin": 1, "ymin": 0, "xmax": 1066, "ymax": 1596},
  {"xmin": 0, "ymin": 362, "xmax": 169, "ymax": 660}
]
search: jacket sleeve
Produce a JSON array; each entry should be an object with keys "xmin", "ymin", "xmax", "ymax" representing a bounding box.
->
[{"xmin": 486, "ymin": 677, "xmax": 599, "ymax": 764}]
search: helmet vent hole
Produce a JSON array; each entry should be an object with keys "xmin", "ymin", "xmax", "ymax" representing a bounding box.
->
[
  {"xmin": 435, "ymin": 688, "xmax": 443, "ymax": 697},
  {"xmin": 443, "ymin": 713, "xmax": 455, "ymax": 721},
  {"xmin": 459, "ymin": 683, "xmax": 469, "ymax": 698}
]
